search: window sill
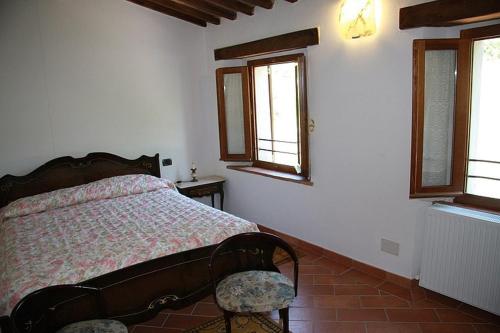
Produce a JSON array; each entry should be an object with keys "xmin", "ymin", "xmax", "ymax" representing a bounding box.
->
[
  {"xmin": 434, "ymin": 200, "xmax": 500, "ymax": 216},
  {"xmin": 454, "ymin": 194, "xmax": 500, "ymax": 213},
  {"xmin": 432, "ymin": 202, "xmax": 500, "ymax": 222},
  {"xmin": 227, "ymin": 165, "xmax": 313, "ymax": 186}
]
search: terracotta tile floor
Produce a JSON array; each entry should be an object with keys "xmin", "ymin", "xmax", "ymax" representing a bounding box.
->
[{"xmin": 128, "ymin": 250, "xmax": 500, "ymax": 333}]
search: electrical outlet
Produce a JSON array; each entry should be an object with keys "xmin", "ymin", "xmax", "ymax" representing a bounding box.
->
[
  {"xmin": 162, "ymin": 158, "xmax": 172, "ymax": 166},
  {"xmin": 381, "ymin": 238, "xmax": 400, "ymax": 256}
]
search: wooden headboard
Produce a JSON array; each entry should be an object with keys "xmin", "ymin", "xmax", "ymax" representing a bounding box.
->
[{"xmin": 0, "ymin": 153, "xmax": 160, "ymax": 208}]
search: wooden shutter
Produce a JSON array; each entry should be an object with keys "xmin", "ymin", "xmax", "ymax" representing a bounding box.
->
[
  {"xmin": 410, "ymin": 38, "xmax": 471, "ymax": 198},
  {"xmin": 216, "ymin": 67, "xmax": 253, "ymax": 161}
]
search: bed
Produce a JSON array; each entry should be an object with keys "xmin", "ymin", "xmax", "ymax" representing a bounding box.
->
[{"xmin": 0, "ymin": 153, "xmax": 262, "ymax": 331}]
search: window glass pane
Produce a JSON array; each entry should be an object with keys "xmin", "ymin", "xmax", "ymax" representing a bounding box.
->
[
  {"xmin": 258, "ymin": 150, "xmax": 273, "ymax": 162},
  {"xmin": 421, "ymin": 50, "xmax": 457, "ymax": 187},
  {"xmin": 270, "ymin": 63, "xmax": 299, "ymax": 143},
  {"xmin": 274, "ymin": 152, "xmax": 298, "ymax": 166},
  {"xmin": 468, "ymin": 160, "xmax": 500, "ymax": 180},
  {"xmin": 258, "ymin": 139, "xmax": 272, "ymax": 150},
  {"xmin": 254, "ymin": 61, "xmax": 300, "ymax": 167},
  {"xmin": 274, "ymin": 141, "xmax": 298, "ymax": 154},
  {"xmin": 467, "ymin": 178, "xmax": 500, "ymax": 199},
  {"xmin": 466, "ymin": 37, "xmax": 500, "ymax": 199},
  {"xmin": 223, "ymin": 73, "xmax": 245, "ymax": 154},
  {"xmin": 254, "ymin": 66, "xmax": 272, "ymax": 163},
  {"xmin": 254, "ymin": 66, "xmax": 272, "ymax": 141}
]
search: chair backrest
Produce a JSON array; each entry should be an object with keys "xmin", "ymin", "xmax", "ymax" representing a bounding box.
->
[
  {"xmin": 10, "ymin": 285, "xmax": 106, "ymax": 333},
  {"xmin": 208, "ymin": 232, "xmax": 299, "ymax": 300}
]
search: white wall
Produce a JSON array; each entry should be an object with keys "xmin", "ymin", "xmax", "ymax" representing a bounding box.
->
[
  {"xmin": 1, "ymin": 0, "xmax": 496, "ymax": 280},
  {"xmin": 196, "ymin": 0, "xmax": 478, "ymax": 278},
  {"xmin": 0, "ymin": 0, "xmax": 206, "ymax": 180}
]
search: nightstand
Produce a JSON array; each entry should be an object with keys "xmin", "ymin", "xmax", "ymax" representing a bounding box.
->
[{"xmin": 176, "ymin": 176, "xmax": 225, "ymax": 210}]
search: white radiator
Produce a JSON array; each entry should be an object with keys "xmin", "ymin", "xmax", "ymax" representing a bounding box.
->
[{"xmin": 420, "ymin": 204, "xmax": 500, "ymax": 315}]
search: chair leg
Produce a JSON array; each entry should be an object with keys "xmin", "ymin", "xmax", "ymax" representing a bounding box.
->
[
  {"xmin": 223, "ymin": 310, "xmax": 233, "ymax": 333},
  {"xmin": 0, "ymin": 316, "xmax": 12, "ymax": 333},
  {"xmin": 279, "ymin": 307, "xmax": 289, "ymax": 333}
]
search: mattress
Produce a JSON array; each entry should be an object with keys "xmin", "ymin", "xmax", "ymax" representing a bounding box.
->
[{"xmin": 0, "ymin": 174, "xmax": 258, "ymax": 315}]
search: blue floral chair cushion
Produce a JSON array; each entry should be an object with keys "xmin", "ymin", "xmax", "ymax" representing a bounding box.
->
[
  {"xmin": 56, "ymin": 320, "xmax": 127, "ymax": 333},
  {"xmin": 216, "ymin": 270, "xmax": 295, "ymax": 313}
]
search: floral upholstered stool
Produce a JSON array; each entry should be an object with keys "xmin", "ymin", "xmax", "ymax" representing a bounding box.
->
[
  {"xmin": 56, "ymin": 319, "xmax": 128, "ymax": 333},
  {"xmin": 216, "ymin": 271, "xmax": 295, "ymax": 313}
]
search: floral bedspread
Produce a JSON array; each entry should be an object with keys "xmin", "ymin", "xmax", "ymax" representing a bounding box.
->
[{"xmin": 0, "ymin": 175, "xmax": 258, "ymax": 315}]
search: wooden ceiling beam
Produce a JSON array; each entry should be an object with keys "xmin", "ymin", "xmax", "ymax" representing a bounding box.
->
[
  {"xmin": 239, "ymin": 0, "xmax": 274, "ymax": 9},
  {"xmin": 174, "ymin": 0, "xmax": 237, "ymax": 20},
  {"xmin": 400, "ymin": 0, "xmax": 500, "ymax": 29},
  {"xmin": 128, "ymin": 0, "xmax": 300, "ymax": 25},
  {"xmin": 205, "ymin": 0, "xmax": 255, "ymax": 16},
  {"xmin": 127, "ymin": 0, "xmax": 207, "ymax": 26},
  {"xmin": 148, "ymin": 0, "xmax": 221, "ymax": 25},
  {"xmin": 214, "ymin": 27, "xmax": 319, "ymax": 60}
]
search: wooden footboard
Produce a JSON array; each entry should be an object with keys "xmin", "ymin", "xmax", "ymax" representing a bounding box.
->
[
  {"xmin": 85, "ymin": 244, "xmax": 217, "ymax": 322},
  {"xmin": 10, "ymin": 245, "xmax": 216, "ymax": 333},
  {"xmin": 9, "ymin": 243, "xmax": 281, "ymax": 333}
]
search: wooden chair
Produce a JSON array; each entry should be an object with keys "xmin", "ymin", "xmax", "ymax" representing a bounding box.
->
[
  {"xmin": 208, "ymin": 232, "xmax": 299, "ymax": 333},
  {"xmin": 1, "ymin": 315, "xmax": 12, "ymax": 333},
  {"xmin": 10, "ymin": 285, "xmax": 127, "ymax": 333}
]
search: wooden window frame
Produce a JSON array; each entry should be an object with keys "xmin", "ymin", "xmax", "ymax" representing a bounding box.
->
[
  {"xmin": 410, "ymin": 24, "xmax": 500, "ymax": 213},
  {"xmin": 216, "ymin": 54, "xmax": 310, "ymax": 181},
  {"xmin": 409, "ymin": 39, "xmax": 471, "ymax": 198},
  {"xmin": 453, "ymin": 24, "xmax": 500, "ymax": 212},
  {"xmin": 216, "ymin": 66, "xmax": 253, "ymax": 161},
  {"xmin": 247, "ymin": 53, "xmax": 310, "ymax": 179}
]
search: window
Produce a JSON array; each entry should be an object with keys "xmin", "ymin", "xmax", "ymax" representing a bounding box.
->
[
  {"xmin": 466, "ymin": 36, "xmax": 500, "ymax": 199},
  {"xmin": 215, "ymin": 66, "xmax": 252, "ymax": 162},
  {"xmin": 216, "ymin": 54, "xmax": 309, "ymax": 180},
  {"xmin": 410, "ymin": 24, "xmax": 500, "ymax": 211},
  {"xmin": 409, "ymin": 39, "xmax": 470, "ymax": 197}
]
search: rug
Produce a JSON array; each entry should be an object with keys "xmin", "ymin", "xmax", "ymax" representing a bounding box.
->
[{"xmin": 184, "ymin": 314, "xmax": 282, "ymax": 333}]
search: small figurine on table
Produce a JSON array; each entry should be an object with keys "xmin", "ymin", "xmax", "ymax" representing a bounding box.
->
[{"xmin": 190, "ymin": 162, "xmax": 198, "ymax": 182}]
